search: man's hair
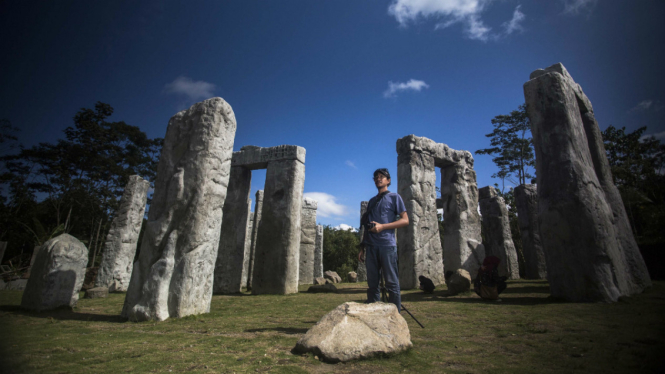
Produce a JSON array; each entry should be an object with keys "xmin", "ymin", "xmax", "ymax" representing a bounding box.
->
[{"xmin": 373, "ymin": 168, "xmax": 391, "ymax": 187}]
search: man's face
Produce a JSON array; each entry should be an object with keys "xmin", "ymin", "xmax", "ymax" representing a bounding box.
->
[{"xmin": 374, "ymin": 174, "xmax": 390, "ymax": 189}]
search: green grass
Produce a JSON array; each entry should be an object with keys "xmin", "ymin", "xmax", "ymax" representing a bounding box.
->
[{"xmin": 1, "ymin": 280, "xmax": 665, "ymax": 373}]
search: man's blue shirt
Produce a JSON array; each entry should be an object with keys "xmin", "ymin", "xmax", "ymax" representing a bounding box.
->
[{"xmin": 365, "ymin": 191, "xmax": 407, "ymax": 247}]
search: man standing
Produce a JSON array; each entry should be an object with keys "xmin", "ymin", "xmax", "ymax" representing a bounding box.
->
[{"xmin": 359, "ymin": 168, "xmax": 409, "ymax": 311}]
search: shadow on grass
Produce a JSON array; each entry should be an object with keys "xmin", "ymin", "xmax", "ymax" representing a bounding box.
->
[
  {"xmin": 400, "ymin": 290, "xmax": 562, "ymax": 305},
  {"xmin": 501, "ymin": 286, "xmax": 550, "ymax": 294},
  {"xmin": 245, "ymin": 327, "xmax": 309, "ymax": 335},
  {"xmin": 0, "ymin": 305, "xmax": 126, "ymax": 323}
]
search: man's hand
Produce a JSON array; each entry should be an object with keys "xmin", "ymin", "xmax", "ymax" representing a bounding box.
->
[
  {"xmin": 358, "ymin": 249, "xmax": 365, "ymax": 263},
  {"xmin": 369, "ymin": 221, "xmax": 384, "ymax": 233}
]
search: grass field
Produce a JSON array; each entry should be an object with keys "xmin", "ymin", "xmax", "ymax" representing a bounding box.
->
[{"xmin": 1, "ymin": 280, "xmax": 664, "ymax": 373}]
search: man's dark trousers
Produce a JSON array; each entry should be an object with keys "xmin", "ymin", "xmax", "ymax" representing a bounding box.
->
[{"xmin": 365, "ymin": 245, "xmax": 401, "ymax": 311}]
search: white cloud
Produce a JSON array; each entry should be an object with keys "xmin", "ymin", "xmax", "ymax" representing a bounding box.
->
[
  {"xmin": 630, "ymin": 100, "xmax": 664, "ymax": 112},
  {"xmin": 334, "ymin": 224, "xmax": 358, "ymax": 232},
  {"xmin": 388, "ymin": 0, "xmax": 527, "ymax": 41},
  {"xmin": 163, "ymin": 76, "xmax": 216, "ymax": 101},
  {"xmin": 383, "ymin": 79, "xmax": 430, "ymax": 98},
  {"xmin": 561, "ymin": 0, "xmax": 597, "ymax": 15},
  {"xmin": 640, "ymin": 131, "xmax": 665, "ymax": 142},
  {"xmin": 303, "ymin": 192, "xmax": 350, "ymax": 218},
  {"xmin": 345, "ymin": 160, "xmax": 357, "ymax": 169},
  {"xmin": 502, "ymin": 5, "xmax": 525, "ymax": 35}
]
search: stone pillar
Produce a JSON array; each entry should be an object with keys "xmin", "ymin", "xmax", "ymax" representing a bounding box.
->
[
  {"xmin": 356, "ymin": 201, "xmax": 368, "ymax": 282},
  {"xmin": 514, "ymin": 184, "xmax": 547, "ymax": 279},
  {"xmin": 0, "ymin": 241, "xmax": 6, "ymax": 264},
  {"xmin": 396, "ymin": 136, "xmax": 445, "ymax": 289},
  {"xmin": 21, "ymin": 234, "xmax": 88, "ymax": 311},
  {"xmin": 25, "ymin": 245, "xmax": 41, "ymax": 277},
  {"xmin": 314, "ymin": 225, "xmax": 324, "ymax": 279},
  {"xmin": 246, "ymin": 190, "xmax": 264, "ymax": 290},
  {"xmin": 122, "ymin": 98, "xmax": 236, "ymax": 321},
  {"xmin": 478, "ymin": 186, "xmax": 520, "ymax": 279},
  {"xmin": 524, "ymin": 63, "xmax": 651, "ymax": 302},
  {"xmin": 299, "ymin": 198, "xmax": 317, "ymax": 285},
  {"xmin": 440, "ymin": 156, "xmax": 485, "ymax": 279},
  {"xmin": 241, "ymin": 210, "xmax": 253, "ymax": 289},
  {"xmin": 214, "ymin": 165, "xmax": 252, "ymax": 294},
  {"xmin": 251, "ymin": 148, "xmax": 306, "ymax": 295},
  {"xmin": 96, "ymin": 175, "xmax": 150, "ymax": 291}
]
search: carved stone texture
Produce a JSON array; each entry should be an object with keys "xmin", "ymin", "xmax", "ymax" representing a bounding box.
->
[
  {"xmin": 293, "ymin": 302, "xmax": 412, "ymax": 363},
  {"xmin": 314, "ymin": 224, "xmax": 324, "ymax": 279},
  {"xmin": 214, "ymin": 165, "xmax": 252, "ymax": 294},
  {"xmin": 356, "ymin": 201, "xmax": 368, "ymax": 282},
  {"xmin": 246, "ymin": 190, "xmax": 264, "ymax": 291},
  {"xmin": 524, "ymin": 63, "xmax": 651, "ymax": 302},
  {"xmin": 95, "ymin": 175, "xmax": 150, "ymax": 291},
  {"xmin": 241, "ymin": 211, "xmax": 253, "ymax": 289},
  {"xmin": 514, "ymin": 184, "xmax": 547, "ymax": 279},
  {"xmin": 21, "ymin": 234, "xmax": 89, "ymax": 311},
  {"xmin": 478, "ymin": 186, "xmax": 520, "ymax": 279},
  {"xmin": 122, "ymin": 97, "xmax": 236, "ymax": 321},
  {"xmin": 298, "ymin": 198, "xmax": 318, "ymax": 285},
  {"xmin": 251, "ymin": 148, "xmax": 306, "ymax": 295}
]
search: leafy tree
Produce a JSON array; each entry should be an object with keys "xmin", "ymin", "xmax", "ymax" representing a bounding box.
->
[
  {"xmin": 322, "ymin": 225, "xmax": 360, "ymax": 280},
  {"xmin": 476, "ymin": 104, "xmax": 535, "ymax": 191}
]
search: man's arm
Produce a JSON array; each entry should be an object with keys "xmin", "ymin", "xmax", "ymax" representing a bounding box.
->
[{"xmin": 369, "ymin": 211, "xmax": 409, "ymax": 233}]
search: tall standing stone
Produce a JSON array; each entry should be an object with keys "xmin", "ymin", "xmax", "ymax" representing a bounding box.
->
[
  {"xmin": 246, "ymin": 190, "xmax": 264, "ymax": 290},
  {"xmin": 314, "ymin": 224, "xmax": 324, "ymax": 279},
  {"xmin": 241, "ymin": 211, "xmax": 253, "ymax": 289},
  {"xmin": 478, "ymin": 186, "xmax": 520, "ymax": 279},
  {"xmin": 0, "ymin": 241, "xmax": 6, "ymax": 264},
  {"xmin": 356, "ymin": 201, "xmax": 368, "ymax": 282},
  {"xmin": 95, "ymin": 175, "xmax": 150, "ymax": 291},
  {"xmin": 122, "ymin": 97, "xmax": 236, "ymax": 321},
  {"xmin": 299, "ymin": 198, "xmax": 318, "ymax": 285},
  {"xmin": 249, "ymin": 146, "xmax": 306, "ymax": 295},
  {"xmin": 214, "ymin": 163, "xmax": 252, "ymax": 294},
  {"xmin": 524, "ymin": 63, "xmax": 651, "ymax": 302},
  {"xmin": 514, "ymin": 184, "xmax": 547, "ymax": 279},
  {"xmin": 21, "ymin": 234, "xmax": 88, "ymax": 311}
]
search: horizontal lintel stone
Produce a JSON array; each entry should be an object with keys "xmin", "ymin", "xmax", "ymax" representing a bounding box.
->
[{"xmin": 232, "ymin": 145, "xmax": 306, "ymax": 169}]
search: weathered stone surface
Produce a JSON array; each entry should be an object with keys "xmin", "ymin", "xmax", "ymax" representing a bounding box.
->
[
  {"xmin": 478, "ymin": 186, "xmax": 520, "ymax": 279},
  {"xmin": 314, "ymin": 277, "xmax": 327, "ymax": 285},
  {"xmin": 25, "ymin": 245, "xmax": 41, "ymax": 277},
  {"xmin": 241, "ymin": 211, "xmax": 253, "ymax": 289},
  {"xmin": 251, "ymin": 151, "xmax": 306, "ymax": 295},
  {"xmin": 85, "ymin": 287, "xmax": 109, "ymax": 299},
  {"xmin": 293, "ymin": 302, "xmax": 412, "ymax": 362},
  {"xmin": 95, "ymin": 175, "xmax": 150, "ymax": 291},
  {"xmin": 214, "ymin": 164, "xmax": 252, "ymax": 294},
  {"xmin": 324, "ymin": 271, "xmax": 342, "ymax": 284},
  {"xmin": 122, "ymin": 97, "xmax": 236, "ymax": 321},
  {"xmin": 514, "ymin": 184, "xmax": 547, "ymax": 279},
  {"xmin": 232, "ymin": 145, "xmax": 305, "ymax": 169},
  {"xmin": 299, "ymin": 198, "xmax": 318, "ymax": 285},
  {"xmin": 348, "ymin": 272, "xmax": 358, "ymax": 283},
  {"xmin": 356, "ymin": 201, "xmax": 368, "ymax": 282},
  {"xmin": 307, "ymin": 283, "xmax": 338, "ymax": 293},
  {"xmin": 21, "ymin": 234, "xmax": 89, "ymax": 311},
  {"xmin": 447, "ymin": 269, "xmax": 471, "ymax": 295},
  {"xmin": 314, "ymin": 225, "xmax": 324, "ymax": 279},
  {"xmin": 524, "ymin": 63, "xmax": 651, "ymax": 302},
  {"xmin": 246, "ymin": 190, "xmax": 264, "ymax": 291}
]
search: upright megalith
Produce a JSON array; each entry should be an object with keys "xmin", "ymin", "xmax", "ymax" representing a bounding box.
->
[
  {"xmin": 514, "ymin": 184, "xmax": 547, "ymax": 279},
  {"xmin": 241, "ymin": 211, "xmax": 253, "ymax": 289},
  {"xmin": 396, "ymin": 135, "xmax": 484, "ymax": 288},
  {"xmin": 21, "ymin": 234, "xmax": 88, "ymax": 311},
  {"xmin": 356, "ymin": 201, "xmax": 368, "ymax": 282},
  {"xmin": 299, "ymin": 198, "xmax": 318, "ymax": 285},
  {"xmin": 478, "ymin": 186, "xmax": 520, "ymax": 279},
  {"xmin": 214, "ymin": 163, "xmax": 252, "ymax": 294},
  {"xmin": 240, "ymin": 145, "xmax": 306, "ymax": 295},
  {"xmin": 122, "ymin": 98, "xmax": 236, "ymax": 321},
  {"xmin": 96, "ymin": 175, "xmax": 150, "ymax": 291},
  {"xmin": 524, "ymin": 63, "xmax": 651, "ymax": 302},
  {"xmin": 314, "ymin": 224, "xmax": 324, "ymax": 279},
  {"xmin": 246, "ymin": 190, "xmax": 264, "ymax": 290}
]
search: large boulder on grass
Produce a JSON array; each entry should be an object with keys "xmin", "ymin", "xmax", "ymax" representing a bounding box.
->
[
  {"xmin": 21, "ymin": 234, "xmax": 88, "ymax": 311},
  {"xmin": 307, "ymin": 283, "xmax": 338, "ymax": 293},
  {"xmin": 447, "ymin": 269, "xmax": 472, "ymax": 295},
  {"xmin": 293, "ymin": 302, "xmax": 412, "ymax": 362},
  {"xmin": 324, "ymin": 270, "xmax": 342, "ymax": 284}
]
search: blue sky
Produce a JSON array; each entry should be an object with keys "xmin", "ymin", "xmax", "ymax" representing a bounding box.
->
[{"xmin": 1, "ymin": 0, "xmax": 664, "ymax": 228}]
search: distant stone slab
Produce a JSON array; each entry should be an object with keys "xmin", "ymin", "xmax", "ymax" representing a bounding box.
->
[
  {"xmin": 307, "ymin": 283, "xmax": 338, "ymax": 293},
  {"xmin": 21, "ymin": 234, "xmax": 89, "ymax": 311},
  {"xmin": 324, "ymin": 271, "xmax": 341, "ymax": 284},
  {"xmin": 84, "ymin": 287, "xmax": 109, "ymax": 299},
  {"xmin": 293, "ymin": 302, "xmax": 412, "ymax": 362},
  {"xmin": 348, "ymin": 271, "xmax": 358, "ymax": 283},
  {"xmin": 447, "ymin": 269, "xmax": 471, "ymax": 295},
  {"xmin": 478, "ymin": 186, "xmax": 520, "ymax": 280}
]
